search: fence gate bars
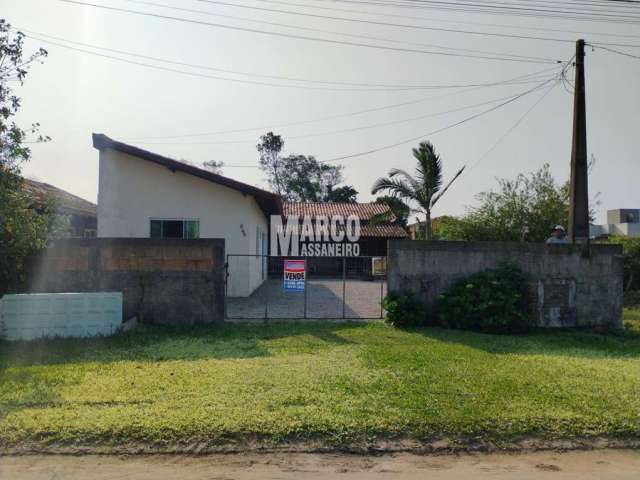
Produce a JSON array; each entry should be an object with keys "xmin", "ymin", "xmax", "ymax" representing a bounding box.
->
[{"xmin": 224, "ymin": 255, "xmax": 387, "ymax": 320}]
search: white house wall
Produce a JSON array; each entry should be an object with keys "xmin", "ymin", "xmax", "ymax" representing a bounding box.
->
[{"xmin": 97, "ymin": 148, "xmax": 268, "ymax": 297}]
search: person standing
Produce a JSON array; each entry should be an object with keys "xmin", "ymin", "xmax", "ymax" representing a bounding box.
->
[{"xmin": 546, "ymin": 225, "xmax": 571, "ymax": 244}]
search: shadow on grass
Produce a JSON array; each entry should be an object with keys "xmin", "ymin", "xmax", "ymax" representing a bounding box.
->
[
  {"xmin": 0, "ymin": 321, "xmax": 366, "ymax": 367},
  {"xmin": 412, "ymin": 324, "xmax": 640, "ymax": 359}
]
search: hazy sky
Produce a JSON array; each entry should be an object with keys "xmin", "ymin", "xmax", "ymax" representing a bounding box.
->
[{"xmin": 4, "ymin": 0, "xmax": 640, "ymax": 223}]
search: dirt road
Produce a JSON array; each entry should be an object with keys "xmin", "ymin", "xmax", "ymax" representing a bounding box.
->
[{"xmin": 3, "ymin": 450, "xmax": 640, "ymax": 479}]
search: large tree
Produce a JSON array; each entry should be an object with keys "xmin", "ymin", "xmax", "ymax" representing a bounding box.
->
[
  {"xmin": 436, "ymin": 164, "xmax": 589, "ymax": 243},
  {"xmin": 256, "ymin": 132, "xmax": 285, "ymax": 196},
  {"xmin": 256, "ymin": 132, "xmax": 357, "ymax": 202},
  {"xmin": 372, "ymin": 141, "xmax": 463, "ymax": 240},
  {"xmin": 0, "ymin": 20, "xmax": 60, "ymax": 294}
]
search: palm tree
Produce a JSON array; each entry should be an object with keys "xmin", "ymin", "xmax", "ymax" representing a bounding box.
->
[{"xmin": 371, "ymin": 141, "xmax": 464, "ymax": 240}]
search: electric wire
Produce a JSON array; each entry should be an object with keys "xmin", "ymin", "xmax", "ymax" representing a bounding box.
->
[
  {"xmin": 57, "ymin": 0, "xmax": 600, "ymax": 48},
  {"xmin": 56, "ymin": 0, "xmax": 568, "ymax": 61},
  {"xmin": 135, "ymin": 78, "xmax": 558, "ymax": 145},
  {"xmin": 122, "ymin": 65, "xmax": 562, "ymax": 140},
  {"xmin": 122, "ymin": 0, "xmax": 561, "ymax": 63},
  {"xmin": 247, "ymin": 0, "xmax": 640, "ymax": 40},
  {"xmin": 321, "ymin": 74, "xmax": 561, "ymax": 162},
  {"xmin": 21, "ymin": 27, "xmax": 558, "ymax": 90}
]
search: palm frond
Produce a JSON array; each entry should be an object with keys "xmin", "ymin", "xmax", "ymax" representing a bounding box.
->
[
  {"xmin": 388, "ymin": 168, "xmax": 421, "ymax": 193},
  {"xmin": 431, "ymin": 165, "xmax": 465, "ymax": 208},
  {"xmin": 413, "ymin": 141, "xmax": 443, "ymax": 197},
  {"xmin": 371, "ymin": 177, "xmax": 419, "ymax": 203}
]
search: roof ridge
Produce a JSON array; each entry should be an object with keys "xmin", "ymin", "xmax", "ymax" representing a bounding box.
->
[{"xmin": 92, "ymin": 133, "xmax": 282, "ymax": 217}]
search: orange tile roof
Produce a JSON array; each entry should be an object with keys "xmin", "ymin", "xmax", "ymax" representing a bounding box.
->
[
  {"xmin": 283, "ymin": 202, "xmax": 407, "ymax": 238},
  {"xmin": 360, "ymin": 224, "xmax": 408, "ymax": 238},
  {"xmin": 283, "ymin": 202, "xmax": 391, "ymax": 220}
]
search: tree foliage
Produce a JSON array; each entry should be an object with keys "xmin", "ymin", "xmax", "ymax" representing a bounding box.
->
[
  {"xmin": 256, "ymin": 132, "xmax": 357, "ymax": 202},
  {"xmin": 326, "ymin": 185, "xmax": 358, "ymax": 203},
  {"xmin": 436, "ymin": 163, "xmax": 601, "ymax": 243},
  {"xmin": 372, "ymin": 141, "xmax": 461, "ymax": 239},
  {"xmin": 256, "ymin": 132, "xmax": 285, "ymax": 195},
  {"xmin": 201, "ymin": 159, "xmax": 224, "ymax": 174},
  {"xmin": 437, "ymin": 263, "xmax": 533, "ymax": 334},
  {"xmin": 374, "ymin": 196, "xmax": 410, "ymax": 229},
  {"xmin": 0, "ymin": 20, "xmax": 59, "ymax": 294},
  {"xmin": 608, "ymin": 235, "xmax": 640, "ymax": 292},
  {"xmin": 436, "ymin": 164, "xmax": 570, "ymax": 243}
]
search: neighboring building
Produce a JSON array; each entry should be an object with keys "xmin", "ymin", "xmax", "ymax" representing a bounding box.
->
[
  {"xmin": 591, "ymin": 209, "xmax": 640, "ymax": 238},
  {"xmin": 407, "ymin": 216, "xmax": 447, "ymax": 240},
  {"xmin": 23, "ymin": 178, "xmax": 97, "ymax": 238},
  {"xmin": 92, "ymin": 134, "xmax": 407, "ymax": 294},
  {"xmin": 277, "ymin": 202, "xmax": 407, "ymax": 276}
]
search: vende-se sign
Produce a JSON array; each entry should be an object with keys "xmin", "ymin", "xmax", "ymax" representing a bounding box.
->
[{"xmin": 283, "ymin": 259, "xmax": 306, "ymax": 292}]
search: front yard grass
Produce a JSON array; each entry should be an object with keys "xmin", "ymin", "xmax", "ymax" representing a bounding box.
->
[{"xmin": 1, "ymin": 310, "xmax": 639, "ymax": 449}]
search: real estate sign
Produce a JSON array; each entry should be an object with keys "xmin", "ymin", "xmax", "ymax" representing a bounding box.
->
[{"xmin": 283, "ymin": 259, "xmax": 306, "ymax": 292}]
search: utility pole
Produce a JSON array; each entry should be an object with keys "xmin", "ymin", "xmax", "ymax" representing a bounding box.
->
[{"xmin": 568, "ymin": 39, "xmax": 590, "ymax": 244}]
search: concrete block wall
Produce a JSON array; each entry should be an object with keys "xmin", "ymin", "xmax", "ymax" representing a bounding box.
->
[
  {"xmin": 25, "ymin": 238, "xmax": 225, "ymax": 325},
  {"xmin": 387, "ymin": 240, "xmax": 623, "ymax": 328}
]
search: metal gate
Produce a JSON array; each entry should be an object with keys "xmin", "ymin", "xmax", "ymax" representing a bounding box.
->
[{"xmin": 225, "ymin": 255, "xmax": 386, "ymax": 320}]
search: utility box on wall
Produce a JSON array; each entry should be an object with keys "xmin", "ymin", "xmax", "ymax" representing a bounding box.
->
[{"xmin": 0, "ymin": 292, "xmax": 122, "ymax": 341}]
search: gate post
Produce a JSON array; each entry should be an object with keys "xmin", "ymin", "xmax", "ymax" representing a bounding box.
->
[
  {"xmin": 380, "ymin": 274, "xmax": 384, "ymax": 319},
  {"xmin": 224, "ymin": 254, "xmax": 229, "ymax": 320},
  {"xmin": 342, "ymin": 256, "xmax": 346, "ymax": 319},
  {"xmin": 303, "ymin": 264, "xmax": 308, "ymax": 319}
]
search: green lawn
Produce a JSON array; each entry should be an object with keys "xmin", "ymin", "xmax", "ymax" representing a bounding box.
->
[{"xmin": 1, "ymin": 311, "xmax": 640, "ymax": 449}]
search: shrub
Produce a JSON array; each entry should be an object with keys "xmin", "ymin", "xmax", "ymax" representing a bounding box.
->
[
  {"xmin": 381, "ymin": 291, "xmax": 426, "ymax": 328},
  {"xmin": 624, "ymin": 290, "xmax": 640, "ymax": 308},
  {"xmin": 608, "ymin": 235, "xmax": 640, "ymax": 292},
  {"xmin": 437, "ymin": 264, "xmax": 532, "ymax": 334}
]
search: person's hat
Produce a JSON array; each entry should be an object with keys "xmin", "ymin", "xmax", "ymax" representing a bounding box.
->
[{"xmin": 554, "ymin": 225, "xmax": 565, "ymax": 231}]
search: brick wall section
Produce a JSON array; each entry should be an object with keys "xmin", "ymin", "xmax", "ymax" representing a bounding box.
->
[
  {"xmin": 387, "ymin": 240, "xmax": 623, "ymax": 328},
  {"xmin": 26, "ymin": 238, "xmax": 225, "ymax": 325}
]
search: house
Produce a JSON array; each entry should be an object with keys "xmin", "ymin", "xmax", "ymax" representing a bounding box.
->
[
  {"xmin": 23, "ymin": 178, "xmax": 97, "ymax": 238},
  {"xmin": 92, "ymin": 134, "xmax": 281, "ymax": 297},
  {"xmin": 591, "ymin": 209, "xmax": 640, "ymax": 238},
  {"xmin": 92, "ymin": 134, "xmax": 407, "ymax": 295}
]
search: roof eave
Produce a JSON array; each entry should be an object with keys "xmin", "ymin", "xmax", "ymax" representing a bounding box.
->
[{"xmin": 93, "ymin": 133, "xmax": 282, "ymax": 218}]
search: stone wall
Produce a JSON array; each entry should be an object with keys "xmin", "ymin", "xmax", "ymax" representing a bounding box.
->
[
  {"xmin": 25, "ymin": 238, "xmax": 225, "ymax": 325},
  {"xmin": 387, "ymin": 240, "xmax": 623, "ymax": 328}
]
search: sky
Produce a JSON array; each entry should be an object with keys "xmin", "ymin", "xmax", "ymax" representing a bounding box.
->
[{"xmin": 4, "ymin": 0, "xmax": 640, "ymax": 224}]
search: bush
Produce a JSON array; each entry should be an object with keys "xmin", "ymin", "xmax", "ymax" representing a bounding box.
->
[
  {"xmin": 381, "ymin": 291, "xmax": 426, "ymax": 328},
  {"xmin": 437, "ymin": 264, "xmax": 532, "ymax": 334},
  {"xmin": 624, "ymin": 290, "xmax": 640, "ymax": 308},
  {"xmin": 608, "ymin": 235, "xmax": 640, "ymax": 292}
]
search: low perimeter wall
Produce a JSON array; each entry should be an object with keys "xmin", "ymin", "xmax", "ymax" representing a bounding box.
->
[
  {"xmin": 388, "ymin": 240, "xmax": 624, "ymax": 328},
  {"xmin": 25, "ymin": 238, "xmax": 225, "ymax": 325}
]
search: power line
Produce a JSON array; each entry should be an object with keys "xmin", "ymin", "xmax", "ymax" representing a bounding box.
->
[
  {"xmin": 181, "ymin": 0, "xmax": 640, "ymax": 47},
  {"xmin": 135, "ymin": 78, "xmax": 558, "ymax": 145},
  {"xmin": 57, "ymin": 0, "xmax": 593, "ymax": 49},
  {"xmin": 464, "ymin": 81, "xmax": 557, "ymax": 174},
  {"xmin": 23, "ymin": 28, "xmax": 560, "ymax": 91},
  {"xmin": 321, "ymin": 74, "xmax": 561, "ymax": 162},
  {"xmin": 587, "ymin": 42, "xmax": 640, "ymax": 59},
  {"xmin": 250, "ymin": 0, "xmax": 640, "ymax": 40},
  {"xmin": 219, "ymin": 74, "xmax": 560, "ymax": 169},
  {"xmin": 317, "ymin": 0, "xmax": 640, "ymax": 24},
  {"xmin": 122, "ymin": 0, "xmax": 561, "ymax": 63},
  {"xmin": 123, "ymin": 65, "xmax": 562, "ymax": 140}
]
